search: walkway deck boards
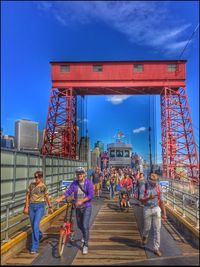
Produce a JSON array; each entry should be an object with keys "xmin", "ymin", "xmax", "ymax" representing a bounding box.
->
[{"xmin": 72, "ymin": 198, "xmax": 147, "ymax": 265}]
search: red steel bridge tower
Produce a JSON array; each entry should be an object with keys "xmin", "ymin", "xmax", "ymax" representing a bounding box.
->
[{"xmin": 42, "ymin": 60, "xmax": 199, "ymax": 183}]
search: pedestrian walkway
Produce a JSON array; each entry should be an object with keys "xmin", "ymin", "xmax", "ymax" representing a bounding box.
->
[
  {"xmin": 72, "ymin": 196, "xmax": 147, "ymax": 265},
  {"xmin": 2, "ymin": 192, "xmax": 199, "ymax": 266}
]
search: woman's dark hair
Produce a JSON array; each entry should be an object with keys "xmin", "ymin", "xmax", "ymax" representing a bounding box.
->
[{"xmin": 34, "ymin": 170, "xmax": 43, "ymax": 178}]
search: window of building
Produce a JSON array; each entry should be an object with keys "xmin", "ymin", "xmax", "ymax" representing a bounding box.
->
[
  {"xmin": 116, "ymin": 150, "xmax": 123, "ymax": 157},
  {"xmin": 110, "ymin": 150, "xmax": 115, "ymax": 157},
  {"xmin": 167, "ymin": 64, "xmax": 177, "ymax": 72},
  {"xmin": 60, "ymin": 65, "xmax": 70, "ymax": 72},
  {"xmin": 133, "ymin": 64, "xmax": 143, "ymax": 72},
  {"xmin": 124, "ymin": 150, "xmax": 130, "ymax": 157},
  {"xmin": 93, "ymin": 65, "xmax": 103, "ymax": 72}
]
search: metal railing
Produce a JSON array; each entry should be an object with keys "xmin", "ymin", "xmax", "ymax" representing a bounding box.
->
[
  {"xmin": 1, "ymin": 148, "xmax": 87, "ymax": 204},
  {"xmin": 0, "ymin": 182, "xmax": 70, "ymax": 243},
  {"xmin": 163, "ymin": 186, "xmax": 199, "ymax": 228},
  {"xmin": 160, "ymin": 176, "xmax": 199, "ymax": 195}
]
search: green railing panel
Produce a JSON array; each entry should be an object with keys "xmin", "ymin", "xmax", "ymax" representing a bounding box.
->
[
  {"xmin": 16, "ymin": 167, "xmax": 28, "ymax": 179},
  {"xmin": 1, "ymin": 167, "xmax": 14, "ymax": 180},
  {"xmin": 1, "ymin": 183, "xmax": 12, "ymax": 195},
  {"xmin": 1, "ymin": 151, "xmax": 14, "ymax": 165}
]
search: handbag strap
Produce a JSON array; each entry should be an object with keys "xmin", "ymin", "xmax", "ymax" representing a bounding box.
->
[{"xmin": 77, "ymin": 181, "xmax": 87, "ymax": 195}]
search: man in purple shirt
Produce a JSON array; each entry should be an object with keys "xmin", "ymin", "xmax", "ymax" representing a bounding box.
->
[{"xmin": 56, "ymin": 167, "xmax": 94, "ymax": 255}]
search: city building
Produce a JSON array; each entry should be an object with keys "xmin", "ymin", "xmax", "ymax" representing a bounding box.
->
[
  {"xmin": 76, "ymin": 126, "xmax": 79, "ymax": 160},
  {"xmin": 38, "ymin": 130, "xmax": 44, "ymax": 150},
  {"xmin": 94, "ymin": 140, "xmax": 104, "ymax": 153},
  {"xmin": 1, "ymin": 135, "xmax": 15, "ymax": 149},
  {"xmin": 79, "ymin": 136, "xmax": 90, "ymax": 166},
  {"xmin": 91, "ymin": 147, "xmax": 101, "ymax": 169},
  {"xmin": 15, "ymin": 119, "xmax": 39, "ymax": 151}
]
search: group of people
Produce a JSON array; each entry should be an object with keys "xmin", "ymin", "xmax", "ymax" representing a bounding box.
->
[{"xmin": 23, "ymin": 166, "xmax": 166, "ymax": 257}]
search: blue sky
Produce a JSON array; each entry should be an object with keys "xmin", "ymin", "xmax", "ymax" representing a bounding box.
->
[{"xmin": 1, "ymin": 1, "xmax": 199, "ymax": 163}]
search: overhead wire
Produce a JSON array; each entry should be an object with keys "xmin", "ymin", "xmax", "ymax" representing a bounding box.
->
[{"xmin": 178, "ymin": 23, "xmax": 199, "ymax": 59}]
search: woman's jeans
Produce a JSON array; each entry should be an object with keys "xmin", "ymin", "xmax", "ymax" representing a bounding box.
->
[
  {"xmin": 76, "ymin": 206, "xmax": 92, "ymax": 247},
  {"xmin": 29, "ymin": 202, "xmax": 45, "ymax": 251}
]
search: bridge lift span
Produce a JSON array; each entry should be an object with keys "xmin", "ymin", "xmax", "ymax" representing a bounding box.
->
[{"xmin": 42, "ymin": 60, "xmax": 199, "ymax": 183}]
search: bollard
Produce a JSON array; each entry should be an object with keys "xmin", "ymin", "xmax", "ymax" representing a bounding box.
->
[
  {"xmin": 166, "ymin": 185, "xmax": 169, "ymax": 204},
  {"xmin": 196, "ymin": 199, "xmax": 199, "ymax": 229},
  {"xmin": 4, "ymin": 204, "xmax": 10, "ymax": 242},
  {"xmin": 182, "ymin": 194, "xmax": 185, "ymax": 218},
  {"xmin": 173, "ymin": 189, "xmax": 176, "ymax": 210}
]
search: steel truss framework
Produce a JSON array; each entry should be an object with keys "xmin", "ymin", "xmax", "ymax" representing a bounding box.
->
[
  {"xmin": 161, "ymin": 87, "xmax": 199, "ymax": 183},
  {"xmin": 42, "ymin": 86, "xmax": 199, "ymax": 183},
  {"xmin": 42, "ymin": 60, "xmax": 199, "ymax": 184},
  {"xmin": 42, "ymin": 88, "xmax": 77, "ymax": 158}
]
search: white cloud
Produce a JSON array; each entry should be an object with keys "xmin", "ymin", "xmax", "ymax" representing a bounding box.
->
[
  {"xmin": 106, "ymin": 95, "xmax": 130, "ymax": 105},
  {"xmin": 133, "ymin": 127, "xmax": 146, "ymax": 134},
  {"xmin": 164, "ymin": 40, "xmax": 189, "ymax": 50},
  {"xmin": 37, "ymin": 1, "xmax": 52, "ymax": 11},
  {"xmin": 36, "ymin": 1, "xmax": 191, "ymax": 53}
]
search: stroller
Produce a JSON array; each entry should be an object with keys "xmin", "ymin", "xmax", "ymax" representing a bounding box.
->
[{"xmin": 119, "ymin": 186, "xmax": 130, "ymax": 212}]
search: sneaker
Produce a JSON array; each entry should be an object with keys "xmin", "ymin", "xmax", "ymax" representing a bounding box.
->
[
  {"xmin": 142, "ymin": 236, "xmax": 148, "ymax": 245},
  {"xmin": 154, "ymin": 249, "xmax": 162, "ymax": 257},
  {"xmin": 82, "ymin": 245, "xmax": 88, "ymax": 255}
]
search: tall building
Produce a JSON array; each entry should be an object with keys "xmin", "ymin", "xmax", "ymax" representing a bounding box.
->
[
  {"xmin": 15, "ymin": 119, "xmax": 39, "ymax": 151},
  {"xmin": 94, "ymin": 140, "xmax": 104, "ymax": 153},
  {"xmin": 91, "ymin": 147, "xmax": 101, "ymax": 169},
  {"xmin": 79, "ymin": 136, "xmax": 90, "ymax": 165},
  {"xmin": 38, "ymin": 130, "xmax": 44, "ymax": 150},
  {"xmin": 76, "ymin": 126, "xmax": 79, "ymax": 160}
]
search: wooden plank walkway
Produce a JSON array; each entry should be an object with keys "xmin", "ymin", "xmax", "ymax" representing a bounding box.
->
[{"xmin": 72, "ymin": 198, "xmax": 147, "ymax": 265}]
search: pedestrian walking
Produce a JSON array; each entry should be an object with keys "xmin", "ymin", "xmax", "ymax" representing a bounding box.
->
[
  {"xmin": 139, "ymin": 173, "xmax": 167, "ymax": 257},
  {"xmin": 91, "ymin": 166, "xmax": 103, "ymax": 199},
  {"xmin": 56, "ymin": 167, "xmax": 94, "ymax": 255},
  {"xmin": 23, "ymin": 171, "xmax": 53, "ymax": 254}
]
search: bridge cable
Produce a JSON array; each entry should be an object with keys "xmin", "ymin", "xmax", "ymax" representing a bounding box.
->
[
  {"xmin": 149, "ymin": 95, "xmax": 153, "ymax": 172},
  {"xmin": 178, "ymin": 23, "xmax": 199, "ymax": 59},
  {"xmin": 154, "ymin": 95, "xmax": 157, "ymax": 165}
]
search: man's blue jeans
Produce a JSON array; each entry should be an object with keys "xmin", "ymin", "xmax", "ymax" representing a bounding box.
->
[
  {"xmin": 29, "ymin": 203, "xmax": 45, "ymax": 251},
  {"xmin": 110, "ymin": 183, "xmax": 115, "ymax": 199},
  {"xmin": 76, "ymin": 206, "xmax": 92, "ymax": 247}
]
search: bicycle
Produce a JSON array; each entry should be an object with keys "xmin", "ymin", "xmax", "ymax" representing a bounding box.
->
[{"xmin": 58, "ymin": 201, "xmax": 75, "ymax": 257}]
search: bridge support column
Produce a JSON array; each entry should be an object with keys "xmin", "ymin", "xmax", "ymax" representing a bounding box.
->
[
  {"xmin": 160, "ymin": 87, "xmax": 199, "ymax": 184},
  {"xmin": 42, "ymin": 87, "xmax": 77, "ymax": 159}
]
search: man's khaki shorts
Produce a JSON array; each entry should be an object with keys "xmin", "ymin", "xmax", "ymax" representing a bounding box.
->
[{"xmin": 93, "ymin": 183, "xmax": 101, "ymax": 191}]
